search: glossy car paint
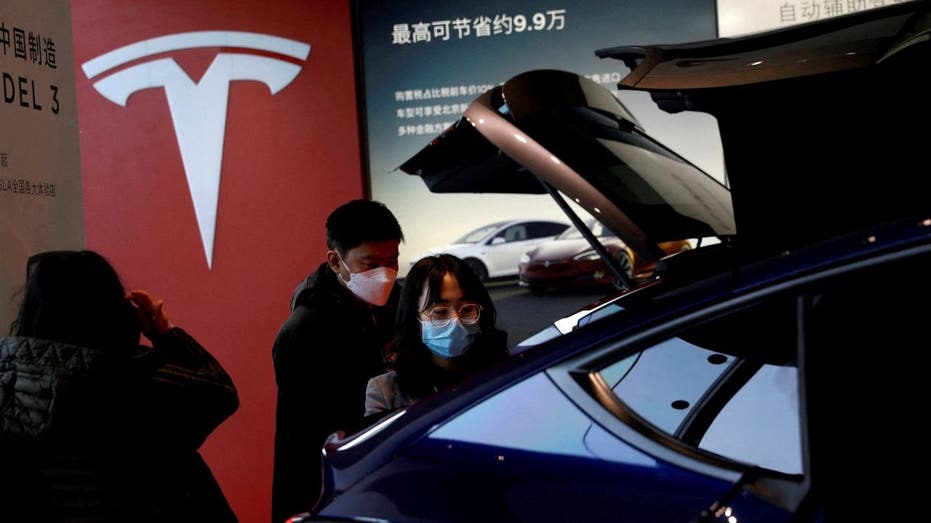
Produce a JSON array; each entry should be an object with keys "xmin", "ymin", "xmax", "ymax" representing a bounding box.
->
[
  {"xmin": 308, "ymin": 216, "xmax": 931, "ymax": 523},
  {"xmin": 318, "ymin": 373, "xmax": 787, "ymax": 522}
]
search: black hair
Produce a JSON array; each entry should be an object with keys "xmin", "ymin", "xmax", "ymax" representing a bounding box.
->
[
  {"xmin": 13, "ymin": 250, "xmax": 140, "ymax": 352},
  {"xmin": 325, "ymin": 199, "xmax": 404, "ymax": 255},
  {"xmin": 393, "ymin": 254, "xmax": 507, "ymax": 399}
]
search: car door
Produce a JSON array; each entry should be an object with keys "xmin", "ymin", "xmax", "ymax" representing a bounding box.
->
[
  {"xmin": 482, "ymin": 223, "xmax": 531, "ymax": 277},
  {"xmin": 418, "ymin": 290, "xmax": 801, "ymax": 521},
  {"xmin": 485, "ymin": 221, "xmax": 570, "ymax": 277}
]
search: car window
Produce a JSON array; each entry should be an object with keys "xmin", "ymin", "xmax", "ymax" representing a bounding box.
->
[
  {"xmin": 558, "ymin": 227, "xmax": 584, "ymax": 240},
  {"xmin": 597, "ymin": 299, "xmax": 802, "ymax": 474},
  {"xmin": 558, "ymin": 220, "xmax": 617, "ymax": 241},
  {"xmin": 526, "ymin": 221, "xmax": 570, "ymax": 238},
  {"xmin": 576, "ymin": 302, "xmax": 624, "ymax": 328},
  {"xmin": 500, "ymin": 224, "xmax": 528, "ymax": 242},
  {"xmin": 590, "ymin": 222, "xmax": 610, "ymax": 238},
  {"xmin": 455, "ymin": 223, "xmax": 505, "ymax": 243}
]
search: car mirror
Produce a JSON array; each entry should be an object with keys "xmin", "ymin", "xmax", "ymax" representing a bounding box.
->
[{"xmin": 491, "ymin": 237, "xmax": 506, "ymax": 245}]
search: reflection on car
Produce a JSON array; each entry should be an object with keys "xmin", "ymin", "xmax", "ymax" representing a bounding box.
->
[
  {"xmin": 518, "ymin": 218, "xmax": 691, "ymax": 292},
  {"xmin": 408, "ymin": 219, "xmax": 569, "ymax": 281},
  {"xmin": 295, "ymin": 4, "xmax": 931, "ymax": 522}
]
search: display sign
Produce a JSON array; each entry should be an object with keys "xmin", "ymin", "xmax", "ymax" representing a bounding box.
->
[
  {"xmin": 0, "ymin": 0, "xmax": 83, "ymax": 332},
  {"xmin": 716, "ymin": 0, "xmax": 914, "ymax": 37},
  {"xmin": 355, "ymin": 0, "xmax": 723, "ymax": 273}
]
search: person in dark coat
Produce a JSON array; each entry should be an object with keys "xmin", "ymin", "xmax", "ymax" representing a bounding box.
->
[
  {"xmin": 271, "ymin": 199, "xmax": 404, "ymax": 523},
  {"xmin": 364, "ymin": 254, "xmax": 508, "ymax": 418},
  {"xmin": 0, "ymin": 249, "xmax": 239, "ymax": 522}
]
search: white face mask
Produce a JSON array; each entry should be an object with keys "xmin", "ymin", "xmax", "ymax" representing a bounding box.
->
[{"xmin": 339, "ymin": 259, "xmax": 397, "ymax": 306}]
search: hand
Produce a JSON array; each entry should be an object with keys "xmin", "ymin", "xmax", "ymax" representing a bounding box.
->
[{"xmin": 126, "ymin": 289, "xmax": 175, "ymax": 336}]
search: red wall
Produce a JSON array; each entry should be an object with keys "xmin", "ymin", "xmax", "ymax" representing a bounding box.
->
[{"xmin": 71, "ymin": 1, "xmax": 363, "ymax": 521}]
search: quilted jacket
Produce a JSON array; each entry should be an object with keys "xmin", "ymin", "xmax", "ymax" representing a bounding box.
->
[{"xmin": 0, "ymin": 328, "xmax": 239, "ymax": 522}]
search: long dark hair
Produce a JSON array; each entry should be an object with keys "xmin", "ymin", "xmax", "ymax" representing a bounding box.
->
[
  {"xmin": 13, "ymin": 250, "xmax": 140, "ymax": 352},
  {"xmin": 393, "ymin": 254, "xmax": 507, "ymax": 398}
]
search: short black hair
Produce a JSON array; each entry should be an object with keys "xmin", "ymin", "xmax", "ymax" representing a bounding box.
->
[{"xmin": 326, "ymin": 199, "xmax": 404, "ymax": 254}]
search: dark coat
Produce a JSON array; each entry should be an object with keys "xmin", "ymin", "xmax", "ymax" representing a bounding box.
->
[
  {"xmin": 271, "ymin": 262, "xmax": 400, "ymax": 523},
  {"xmin": 0, "ymin": 328, "xmax": 239, "ymax": 522}
]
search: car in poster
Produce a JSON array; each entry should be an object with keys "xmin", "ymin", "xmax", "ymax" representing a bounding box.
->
[
  {"xmin": 518, "ymin": 219, "xmax": 692, "ymax": 292},
  {"xmin": 294, "ymin": 3, "xmax": 931, "ymax": 522},
  {"xmin": 408, "ymin": 219, "xmax": 570, "ymax": 281}
]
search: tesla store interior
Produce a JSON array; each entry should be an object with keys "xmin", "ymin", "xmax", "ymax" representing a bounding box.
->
[{"xmin": 2, "ymin": 1, "xmax": 928, "ymax": 522}]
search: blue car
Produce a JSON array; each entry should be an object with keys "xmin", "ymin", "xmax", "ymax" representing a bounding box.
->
[{"xmin": 298, "ymin": 3, "xmax": 931, "ymax": 522}]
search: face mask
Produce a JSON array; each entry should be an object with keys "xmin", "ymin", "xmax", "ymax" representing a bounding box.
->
[
  {"xmin": 421, "ymin": 319, "xmax": 479, "ymax": 359},
  {"xmin": 339, "ymin": 259, "xmax": 397, "ymax": 306}
]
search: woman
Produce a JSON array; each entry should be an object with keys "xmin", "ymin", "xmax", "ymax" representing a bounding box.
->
[
  {"xmin": 0, "ymin": 250, "xmax": 239, "ymax": 522},
  {"xmin": 364, "ymin": 254, "xmax": 508, "ymax": 417}
]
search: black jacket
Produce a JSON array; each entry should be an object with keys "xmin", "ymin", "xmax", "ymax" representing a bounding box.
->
[
  {"xmin": 0, "ymin": 328, "xmax": 239, "ymax": 522},
  {"xmin": 271, "ymin": 262, "xmax": 399, "ymax": 523}
]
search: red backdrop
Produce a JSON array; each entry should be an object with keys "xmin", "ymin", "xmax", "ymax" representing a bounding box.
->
[{"xmin": 70, "ymin": 1, "xmax": 363, "ymax": 520}]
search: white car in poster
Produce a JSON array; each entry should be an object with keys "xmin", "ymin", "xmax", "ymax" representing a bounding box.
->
[{"xmin": 409, "ymin": 219, "xmax": 570, "ymax": 281}]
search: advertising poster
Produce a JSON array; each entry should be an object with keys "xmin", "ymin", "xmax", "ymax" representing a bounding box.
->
[
  {"xmin": 0, "ymin": 0, "xmax": 83, "ymax": 332},
  {"xmin": 70, "ymin": 1, "xmax": 363, "ymax": 520},
  {"xmin": 717, "ymin": 0, "xmax": 914, "ymax": 37},
  {"xmin": 355, "ymin": 0, "xmax": 722, "ymax": 273}
]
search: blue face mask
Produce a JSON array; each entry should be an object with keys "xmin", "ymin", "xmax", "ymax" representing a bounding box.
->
[{"xmin": 421, "ymin": 319, "xmax": 480, "ymax": 359}]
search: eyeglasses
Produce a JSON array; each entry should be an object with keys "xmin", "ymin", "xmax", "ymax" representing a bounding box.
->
[{"xmin": 422, "ymin": 303, "xmax": 482, "ymax": 327}]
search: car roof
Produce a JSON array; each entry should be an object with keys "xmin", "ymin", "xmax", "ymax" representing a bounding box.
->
[
  {"xmin": 400, "ymin": 1, "xmax": 931, "ymax": 266},
  {"xmin": 479, "ymin": 220, "xmax": 519, "ymax": 229},
  {"xmin": 458, "ymin": 218, "xmax": 568, "ymax": 239},
  {"xmin": 491, "ymin": 218, "xmax": 567, "ymax": 229}
]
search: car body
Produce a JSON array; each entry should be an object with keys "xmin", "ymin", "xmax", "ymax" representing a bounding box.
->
[
  {"xmin": 518, "ymin": 219, "xmax": 692, "ymax": 291},
  {"xmin": 296, "ymin": 3, "xmax": 931, "ymax": 522},
  {"xmin": 408, "ymin": 219, "xmax": 570, "ymax": 281}
]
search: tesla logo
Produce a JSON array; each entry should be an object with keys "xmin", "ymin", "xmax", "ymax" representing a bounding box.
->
[{"xmin": 82, "ymin": 31, "xmax": 311, "ymax": 268}]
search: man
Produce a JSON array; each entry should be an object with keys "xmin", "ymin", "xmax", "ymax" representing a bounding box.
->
[{"xmin": 271, "ymin": 199, "xmax": 403, "ymax": 523}]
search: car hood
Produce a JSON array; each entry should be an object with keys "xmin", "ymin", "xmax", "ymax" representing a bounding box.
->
[
  {"xmin": 400, "ymin": 2, "xmax": 931, "ymax": 265},
  {"xmin": 528, "ymin": 238, "xmax": 621, "ymax": 260}
]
